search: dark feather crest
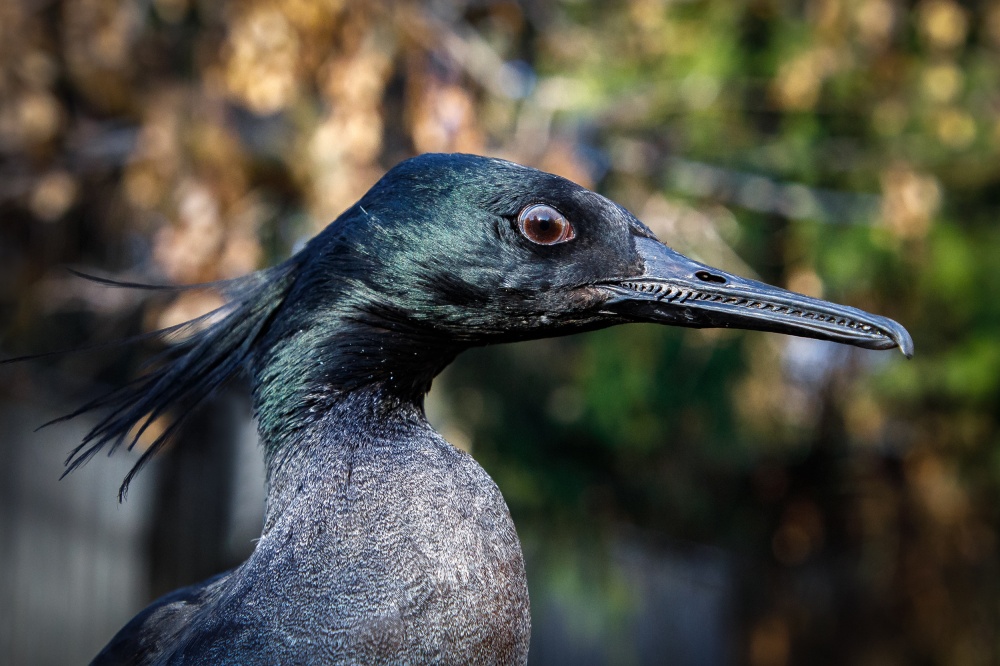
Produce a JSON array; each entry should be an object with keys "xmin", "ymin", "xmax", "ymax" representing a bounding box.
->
[{"xmin": 38, "ymin": 266, "xmax": 296, "ymax": 500}]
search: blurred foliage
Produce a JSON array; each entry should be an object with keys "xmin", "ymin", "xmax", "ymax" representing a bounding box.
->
[{"xmin": 2, "ymin": 0, "xmax": 1000, "ymax": 664}]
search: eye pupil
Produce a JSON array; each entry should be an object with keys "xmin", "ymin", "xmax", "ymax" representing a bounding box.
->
[{"xmin": 517, "ymin": 204, "xmax": 575, "ymax": 245}]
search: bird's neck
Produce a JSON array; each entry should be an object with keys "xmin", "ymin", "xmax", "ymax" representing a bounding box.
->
[
  {"xmin": 259, "ymin": 384, "xmax": 433, "ymax": 532},
  {"xmin": 250, "ymin": 311, "xmax": 461, "ymax": 526}
]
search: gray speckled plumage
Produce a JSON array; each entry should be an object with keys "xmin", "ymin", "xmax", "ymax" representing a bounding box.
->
[
  {"xmin": 96, "ymin": 392, "xmax": 528, "ymax": 665},
  {"xmin": 69, "ymin": 153, "xmax": 910, "ymax": 665}
]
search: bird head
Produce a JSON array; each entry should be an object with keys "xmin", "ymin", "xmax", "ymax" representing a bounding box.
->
[
  {"xmin": 51, "ymin": 152, "xmax": 912, "ymax": 494},
  {"xmin": 297, "ymin": 153, "xmax": 912, "ymax": 357}
]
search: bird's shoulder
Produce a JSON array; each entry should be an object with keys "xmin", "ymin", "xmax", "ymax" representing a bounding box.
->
[{"xmin": 89, "ymin": 571, "xmax": 232, "ymax": 666}]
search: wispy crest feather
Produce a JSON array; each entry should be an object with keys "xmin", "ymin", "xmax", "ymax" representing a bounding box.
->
[{"xmin": 48, "ymin": 265, "xmax": 296, "ymax": 500}]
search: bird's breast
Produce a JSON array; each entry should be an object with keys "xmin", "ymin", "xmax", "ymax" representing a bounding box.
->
[{"xmin": 221, "ymin": 432, "xmax": 531, "ymax": 664}]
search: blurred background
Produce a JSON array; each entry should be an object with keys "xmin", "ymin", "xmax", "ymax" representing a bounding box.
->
[{"xmin": 1, "ymin": 0, "xmax": 998, "ymax": 664}]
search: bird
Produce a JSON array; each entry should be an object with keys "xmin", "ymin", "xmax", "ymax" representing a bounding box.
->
[{"xmin": 52, "ymin": 153, "xmax": 912, "ymax": 665}]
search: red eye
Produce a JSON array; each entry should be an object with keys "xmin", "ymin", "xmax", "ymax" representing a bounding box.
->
[{"xmin": 517, "ymin": 204, "xmax": 575, "ymax": 245}]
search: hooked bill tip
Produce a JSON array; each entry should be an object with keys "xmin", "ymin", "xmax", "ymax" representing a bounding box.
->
[{"xmin": 883, "ymin": 318, "xmax": 914, "ymax": 359}]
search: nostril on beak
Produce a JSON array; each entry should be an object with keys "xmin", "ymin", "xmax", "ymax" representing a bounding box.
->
[{"xmin": 695, "ymin": 270, "xmax": 727, "ymax": 284}]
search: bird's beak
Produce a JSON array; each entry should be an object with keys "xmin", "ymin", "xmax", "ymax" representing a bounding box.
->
[{"xmin": 600, "ymin": 237, "xmax": 913, "ymax": 358}]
